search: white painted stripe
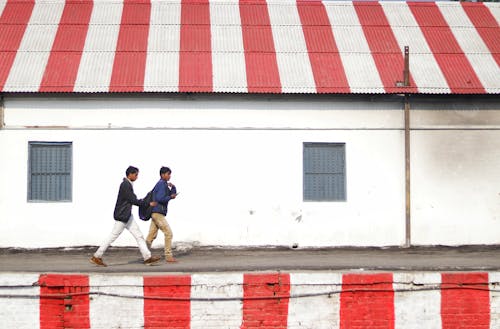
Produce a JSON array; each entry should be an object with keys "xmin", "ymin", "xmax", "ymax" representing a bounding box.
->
[
  {"xmin": 74, "ymin": 1, "xmax": 124, "ymax": 92},
  {"xmin": 210, "ymin": 1, "xmax": 247, "ymax": 93},
  {"xmin": 490, "ymin": 272, "xmax": 500, "ymax": 329},
  {"xmin": 324, "ymin": 2, "xmax": 384, "ymax": 93},
  {"xmin": 484, "ymin": 3, "xmax": 500, "ymax": 26},
  {"xmin": 393, "ymin": 272, "xmax": 442, "ymax": 329},
  {"xmin": 89, "ymin": 274, "xmax": 144, "ymax": 329},
  {"xmin": 144, "ymin": 0, "xmax": 181, "ymax": 92},
  {"xmin": 438, "ymin": 2, "xmax": 500, "ymax": 93},
  {"xmin": 381, "ymin": 2, "xmax": 451, "ymax": 94},
  {"xmin": 268, "ymin": 2, "xmax": 316, "ymax": 93},
  {"xmin": 0, "ymin": 0, "xmax": 7, "ymax": 17},
  {"xmin": 288, "ymin": 272, "xmax": 342, "ymax": 329},
  {"xmin": 0, "ymin": 273, "xmax": 40, "ymax": 329},
  {"xmin": 191, "ymin": 273, "xmax": 243, "ymax": 329},
  {"xmin": 3, "ymin": 1, "xmax": 65, "ymax": 92}
]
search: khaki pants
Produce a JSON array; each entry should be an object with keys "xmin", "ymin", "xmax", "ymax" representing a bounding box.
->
[{"xmin": 146, "ymin": 213, "xmax": 173, "ymax": 258}]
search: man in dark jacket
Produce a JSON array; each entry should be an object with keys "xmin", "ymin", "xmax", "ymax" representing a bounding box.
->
[
  {"xmin": 90, "ymin": 166, "xmax": 161, "ymax": 266},
  {"xmin": 146, "ymin": 166, "xmax": 178, "ymax": 263}
]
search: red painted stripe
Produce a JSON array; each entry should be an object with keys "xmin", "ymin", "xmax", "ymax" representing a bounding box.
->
[
  {"xmin": 144, "ymin": 275, "xmax": 191, "ymax": 329},
  {"xmin": 441, "ymin": 272, "xmax": 490, "ymax": 329},
  {"xmin": 39, "ymin": 274, "xmax": 90, "ymax": 329},
  {"xmin": 239, "ymin": 0, "xmax": 281, "ymax": 93},
  {"xmin": 354, "ymin": 2, "xmax": 416, "ymax": 93},
  {"xmin": 109, "ymin": 0, "xmax": 151, "ymax": 92},
  {"xmin": 297, "ymin": 0, "xmax": 350, "ymax": 93},
  {"xmin": 179, "ymin": 0, "xmax": 212, "ymax": 92},
  {"xmin": 0, "ymin": 0, "xmax": 35, "ymax": 90},
  {"xmin": 409, "ymin": 2, "xmax": 485, "ymax": 94},
  {"xmin": 340, "ymin": 273, "xmax": 395, "ymax": 329},
  {"xmin": 462, "ymin": 2, "xmax": 500, "ymax": 67},
  {"xmin": 39, "ymin": 0, "xmax": 93, "ymax": 92},
  {"xmin": 241, "ymin": 273, "xmax": 290, "ymax": 329}
]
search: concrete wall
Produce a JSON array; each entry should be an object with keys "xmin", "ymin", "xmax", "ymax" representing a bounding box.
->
[
  {"xmin": 410, "ymin": 97, "xmax": 500, "ymax": 245},
  {"xmin": 0, "ymin": 94, "xmax": 499, "ymax": 248},
  {"xmin": 0, "ymin": 271, "xmax": 497, "ymax": 328}
]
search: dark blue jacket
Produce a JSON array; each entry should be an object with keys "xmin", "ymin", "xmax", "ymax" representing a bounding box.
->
[{"xmin": 151, "ymin": 179, "xmax": 176, "ymax": 215}]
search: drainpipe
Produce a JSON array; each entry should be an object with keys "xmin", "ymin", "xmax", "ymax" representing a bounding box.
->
[
  {"xmin": 403, "ymin": 46, "xmax": 411, "ymax": 248},
  {"xmin": 404, "ymin": 94, "xmax": 411, "ymax": 248}
]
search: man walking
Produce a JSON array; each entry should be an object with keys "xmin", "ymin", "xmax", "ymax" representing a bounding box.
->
[
  {"xmin": 90, "ymin": 166, "xmax": 161, "ymax": 266},
  {"xmin": 146, "ymin": 166, "xmax": 178, "ymax": 263}
]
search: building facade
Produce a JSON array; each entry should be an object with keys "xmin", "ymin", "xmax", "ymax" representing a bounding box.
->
[{"xmin": 0, "ymin": 0, "xmax": 499, "ymax": 248}]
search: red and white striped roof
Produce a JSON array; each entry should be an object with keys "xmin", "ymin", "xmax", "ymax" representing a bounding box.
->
[{"xmin": 0, "ymin": 0, "xmax": 499, "ymax": 94}]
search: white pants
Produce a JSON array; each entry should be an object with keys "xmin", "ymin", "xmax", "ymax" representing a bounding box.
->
[{"xmin": 94, "ymin": 215, "xmax": 151, "ymax": 261}]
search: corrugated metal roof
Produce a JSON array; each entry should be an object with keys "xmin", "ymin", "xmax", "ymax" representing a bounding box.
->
[{"xmin": 0, "ymin": 0, "xmax": 498, "ymax": 94}]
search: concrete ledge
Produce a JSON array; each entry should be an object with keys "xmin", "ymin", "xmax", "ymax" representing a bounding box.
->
[{"xmin": 1, "ymin": 245, "xmax": 500, "ymax": 273}]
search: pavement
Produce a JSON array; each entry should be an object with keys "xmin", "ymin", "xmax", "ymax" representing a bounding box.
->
[{"xmin": 1, "ymin": 245, "xmax": 500, "ymax": 273}]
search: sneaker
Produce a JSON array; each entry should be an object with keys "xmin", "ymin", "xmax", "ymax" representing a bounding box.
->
[
  {"xmin": 144, "ymin": 255, "xmax": 161, "ymax": 266},
  {"xmin": 90, "ymin": 256, "xmax": 107, "ymax": 267},
  {"xmin": 166, "ymin": 256, "xmax": 178, "ymax": 263}
]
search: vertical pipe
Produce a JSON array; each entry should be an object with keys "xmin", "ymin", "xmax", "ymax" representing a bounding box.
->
[
  {"xmin": 404, "ymin": 46, "xmax": 410, "ymax": 87},
  {"xmin": 404, "ymin": 95, "xmax": 411, "ymax": 248},
  {"xmin": 402, "ymin": 46, "xmax": 411, "ymax": 247}
]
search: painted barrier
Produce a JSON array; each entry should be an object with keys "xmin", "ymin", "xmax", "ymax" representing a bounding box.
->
[{"xmin": 0, "ymin": 271, "xmax": 498, "ymax": 328}]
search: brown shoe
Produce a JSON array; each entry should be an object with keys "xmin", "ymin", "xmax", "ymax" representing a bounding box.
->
[
  {"xmin": 144, "ymin": 255, "xmax": 161, "ymax": 266},
  {"xmin": 90, "ymin": 256, "xmax": 107, "ymax": 267},
  {"xmin": 166, "ymin": 256, "xmax": 178, "ymax": 263}
]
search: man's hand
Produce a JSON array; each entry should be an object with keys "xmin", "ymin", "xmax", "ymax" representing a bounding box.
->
[
  {"xmin": 149, "ymin": 201, "xmax": 158, "ymax": 206},
  {"xmin": 170, "ymin": 193, "xmax": 177, "ymax": 199}
]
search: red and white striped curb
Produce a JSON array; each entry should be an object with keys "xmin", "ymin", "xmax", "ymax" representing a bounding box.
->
[{"xmin": 1, "ymin": 272, "xmax": 498, "ymax": 328}]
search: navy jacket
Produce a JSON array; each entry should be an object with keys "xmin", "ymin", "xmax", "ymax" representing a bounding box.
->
[
  {"xmin": 113, "ymin": 178, "xmax": 147, "ymax": 223},
  {"xmin": 151, "ymin": 179, "xmax": 176, "ymax": 215}
]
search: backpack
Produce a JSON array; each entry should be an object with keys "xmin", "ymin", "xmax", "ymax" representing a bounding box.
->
[{"xmin": 138, "ymin": 190, "xmax": 154, "ymax": 221}]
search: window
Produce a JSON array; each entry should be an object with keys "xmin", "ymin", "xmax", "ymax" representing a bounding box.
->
[
  {"xmin": 28, "ymin": 142, "xmax": 72, "ymax": 202},
  {"xmin": 303, "ymin": 143, "xmax": 346, "ymax": 201}
]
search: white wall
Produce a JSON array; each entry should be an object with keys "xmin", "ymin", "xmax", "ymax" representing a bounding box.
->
[
  {"xmin": 0, "ymin": 95, "xmax": 406, "ymax": 248},
  {"xmin": 2, "ymin": 94, "xmax": 403, "ymax": 130},
  {"xmin": 410, "ymin": 98, "xmax": 500, "ymax": 245},
  {"xmin": 2, "ymin": 94, "xmax": 499, "ymax": 248}
]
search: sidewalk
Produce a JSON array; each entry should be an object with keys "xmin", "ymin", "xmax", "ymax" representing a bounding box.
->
[{"xmin": 1, "ymin": 245, "xmax": 500, "ymax": 273}]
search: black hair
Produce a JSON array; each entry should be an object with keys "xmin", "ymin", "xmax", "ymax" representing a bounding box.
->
[
  {"xmin": 160, "ymin": 166, "xmax": 171, "ymax": 175},
  {"xmin": 126, "ymin": 166, "xmax": 139, "ymax": 176}
]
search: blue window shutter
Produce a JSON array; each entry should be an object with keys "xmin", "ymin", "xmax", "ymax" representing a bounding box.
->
[
  {"xmin": 29, "ymin": 142, "xmax": 72, "ymax": 202},
  {"xmin": 304, "ymin": 143, "xmax": 346, "ymax": 201}
]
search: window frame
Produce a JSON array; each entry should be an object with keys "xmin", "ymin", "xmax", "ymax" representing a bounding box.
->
[
  {"xmin": 303, "ymin": 142, "xmax": 347, "ymax": 202},
  {"xmin": 27, "ymin": 141, "xmax": 73, "ymax": 203}
]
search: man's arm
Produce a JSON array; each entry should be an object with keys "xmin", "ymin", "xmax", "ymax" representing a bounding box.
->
[
  {"xmin": 153, "ymin": 182, "xmax": 171, "ymax": 205},
  {"xmin": 169, "ymin": 184, "xmax": 177, "ymax": 199},
  {"xmin": 122, "ymin": 181, "xmax": 146, "ymax": 207}
]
